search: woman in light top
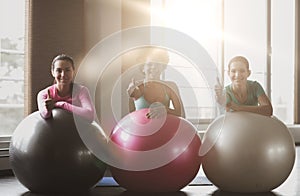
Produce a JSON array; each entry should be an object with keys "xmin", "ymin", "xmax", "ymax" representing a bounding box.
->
[
  {"xmin": 215, "ymin": 56, "xmax": 273, "ymax": 116},
  {"xmin": 37, "ymin": 54, "xmax": 95, "ymax": 122}
]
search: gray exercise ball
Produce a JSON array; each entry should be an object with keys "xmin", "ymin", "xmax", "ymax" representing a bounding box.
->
[
  {"xmin": 201, "ymin": 112, "xmax": 295, "ymax": 193},
  {"xmin": 9, "ymin": 109, "xmax": 106, "ymax": 194}
]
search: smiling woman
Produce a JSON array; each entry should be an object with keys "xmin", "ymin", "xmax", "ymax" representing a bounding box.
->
[
  {"xmin": 127, "ymin": 48, "xmax": 185, "ymax": 118},
  {"xmin": 37, "ymin": 54, "xmax": 96, "ymax": 122},
  {"xmin": 215, "ymin": 55, "xmax": 273, "ymax": 116}
]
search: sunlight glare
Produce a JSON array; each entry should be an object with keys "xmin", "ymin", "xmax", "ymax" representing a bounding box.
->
[{"xmin": 151, "ymin": 0, "xmax": 223, "ymax": 41}]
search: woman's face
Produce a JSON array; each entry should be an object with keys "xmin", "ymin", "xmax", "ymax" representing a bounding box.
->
[
  {"xmin": 228, "ymin": 61, "xmax": 250, "ymax": 87},
  {"xmin": 52, "ymin": 60, "xmax": 75, "ymax": 86},
  {"xmin": 143, "ymin": 62, "xmax": 164, "ymax": 80}
]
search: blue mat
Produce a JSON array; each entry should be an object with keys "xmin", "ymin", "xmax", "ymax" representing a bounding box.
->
[
  {"xmin": 97, "ymin": 176, "xmax": 212, "ymax": 187},
  {"xmin": 189, "ymin": 176, "xmax": 212, "ymax": 186},
  {"xmin": 97, "ymin": 177, "xmax": 119, "ymax": 187}
]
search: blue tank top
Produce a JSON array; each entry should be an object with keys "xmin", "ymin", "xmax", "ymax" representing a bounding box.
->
[{"xmin": 134, "ymin": 84, "xmax": 170, "ymax": 110}]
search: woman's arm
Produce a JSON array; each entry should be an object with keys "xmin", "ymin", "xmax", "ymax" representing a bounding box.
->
[
  {"xmin": 214, "ymin": 77, "xmax": 226, "ymax": 106},
  {"xmin": 128, "ymin": 98, "xmax": 136, "ymax": 113},
  {"xmin": 166, "ymin": 81, "xmax": 185, "ymax": 118},
  {"xmin": 228, "ymin": 94, "xmax": 273, "ymax": 116},
  {"xmin": 37, "ymin": 88, "xmax": 54, "ymax": 119},
  {"xmin": 55, "ymin": 87, "xmax": 95, "ymax": 122},
  {"xmin": 127, "ymin": 79, "xmax": 143, "ymax": 113},
  {"xmin": 127, "ymin": 79, "xmax": 143, "ymax": 99}
]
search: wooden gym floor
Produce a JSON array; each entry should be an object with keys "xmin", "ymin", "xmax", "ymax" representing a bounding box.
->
[{"xmin": 0, "ymin": 146, "xmax": 299, "ymax": 196}]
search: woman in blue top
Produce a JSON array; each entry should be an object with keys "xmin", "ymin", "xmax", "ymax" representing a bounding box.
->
[
  {"xmin": 127, "ymin": 48, "xmax": 185, "ymax": 119},
  {"xmin": 215, "ymin": 56, "xmax": 273, "ymax": 116}
]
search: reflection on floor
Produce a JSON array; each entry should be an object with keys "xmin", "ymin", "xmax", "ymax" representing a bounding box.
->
[{"xmin": 0, "ymin": 146, "xmax": 299, "ymax": 196}]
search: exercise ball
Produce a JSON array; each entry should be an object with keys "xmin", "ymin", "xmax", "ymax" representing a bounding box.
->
[
  {"xmin": 9, "ymin": 109, "xmax": 106, "ymax": 193},
  {"xmin": 109, "ymin": 108, "xmax": 201, "ymax": 192},
  {"xmin": 201, "ymin": 112, "xmax": 295, "ymax": 193}
]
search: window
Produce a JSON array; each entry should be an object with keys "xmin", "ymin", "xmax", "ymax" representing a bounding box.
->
[
  {"xmin": 151, "ymin": 0, "xmax": 222, "ymax": 124},
  {"xmin": 271, "ymin": 0, "xmax": 295, "ymax": 124},
  {"xmin": 0, "ymin": 0, "xmax": 25, "ymax": 136},
  {"xmin": 151, "ymin": 0, "xmax": 295, "ymax": 124}
]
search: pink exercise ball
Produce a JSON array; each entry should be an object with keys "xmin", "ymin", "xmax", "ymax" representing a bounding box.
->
[
  {"xmin": 201, "ymin": 112, "xmax": 295, "ymax": 193},
  {"xmin": 109, "ymin": 108, "xmax": 201, "ymax": 192}
]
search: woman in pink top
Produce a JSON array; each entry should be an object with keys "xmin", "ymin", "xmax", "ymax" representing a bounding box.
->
[{"xmin": 37, "ymin": 54, "xmax": 95, "ymax": 122}]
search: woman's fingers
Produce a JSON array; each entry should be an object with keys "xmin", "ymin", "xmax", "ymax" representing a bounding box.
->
[
  {"xmin": 127, "ymin": 78, "xmax": 140, "ymax": 96},
  {"xmin": 45, "ymin": 89, "xmax": 55, "ymax": 110},
  {"xmin": 47, "ymin": 89, "xmax": 52, "ymax": 100}
]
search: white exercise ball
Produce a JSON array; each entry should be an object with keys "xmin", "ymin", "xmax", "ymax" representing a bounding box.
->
[{"xmin": 201, "ymin": 112, "xmax": 295, "ymax": 193}]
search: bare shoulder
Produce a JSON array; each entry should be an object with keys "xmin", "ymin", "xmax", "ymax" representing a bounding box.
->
[
  {"xmin": 135, "ymin": 79, "xmax": 144, "ymax": 87},
  {"xmin": 165, "ymin": 80, "xmax": 178, "ymax": 87},
  {"xmin": 163, "ymin": 81, "xmax": 180, "ymax": 93},
  {"xmin": 128, "ymin": 79, "xmax": 144, "ymax": 87}
]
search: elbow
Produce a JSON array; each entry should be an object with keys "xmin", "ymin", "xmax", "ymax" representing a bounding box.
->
[
  {"xmin": 39, "ymin": 111, "xmax": 52, "ymax": 119},
  {"xmin": 83, "ymin": 113, "xmax": 95, "ymax": 123},
  {"xmin": 85, "ymin": 110, "xmax": 95, "ymax": 123},
  {"xmin": 87, "ymin": 116, "xmax": 95, "ymax": 123},
  {"xmin": 180, "ymin": 110, "xmax": 186, "ymax": 118},
  {"xmin": 268, "ymin": 106, "xmax": 273, "ymax": 117},
  {"xmin": 82, "ymin": 115, "xmax": 94, "ymax": 123},
  {"xmin": 263, "ymin": 105, "xmax": 273, "ymax": 117}
]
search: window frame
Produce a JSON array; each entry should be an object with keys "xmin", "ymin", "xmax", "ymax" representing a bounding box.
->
[{"xmin": 151, "ymin": 0, "xmax": 296, "ymax": 124}]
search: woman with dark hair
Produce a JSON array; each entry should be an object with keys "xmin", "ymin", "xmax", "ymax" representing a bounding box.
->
[
  {"xmin": 37, "ymin": 54, "xmax": 95, "ymax": 122},
  {"xmin": 127, "ymin": 48, "xmax": 185, "ymax": 118}
]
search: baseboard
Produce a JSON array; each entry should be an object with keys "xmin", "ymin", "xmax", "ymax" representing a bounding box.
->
[
  {"xmin": 287, "ymin": 124, "xmax": 300, "ymax": 144},
  {"xmin": 0, "ymin": 156, "xmax": 10, "ymax": 170},
  {"xmin": 0, "ymin": 169, "xmax": 13, "ymax": 176}
]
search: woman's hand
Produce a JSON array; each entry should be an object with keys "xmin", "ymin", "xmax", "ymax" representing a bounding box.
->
[
  {"xmin": 44, "ymin": 89, "xmax": 55, "ymax": 111},
  {"xmin": 127, "ymin": 78, "xmax": 141, "ymax": 97},
  {"xmin": 215, "ymin": 77, "xmax": 226, "ymax": 105},
  {"xmin": 146, "ymin": 102, "xmax": 167, "ymax": 119},
  {"xmin": 226, "ymin": 101, "xmax": 239, "ymax": 111}
]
